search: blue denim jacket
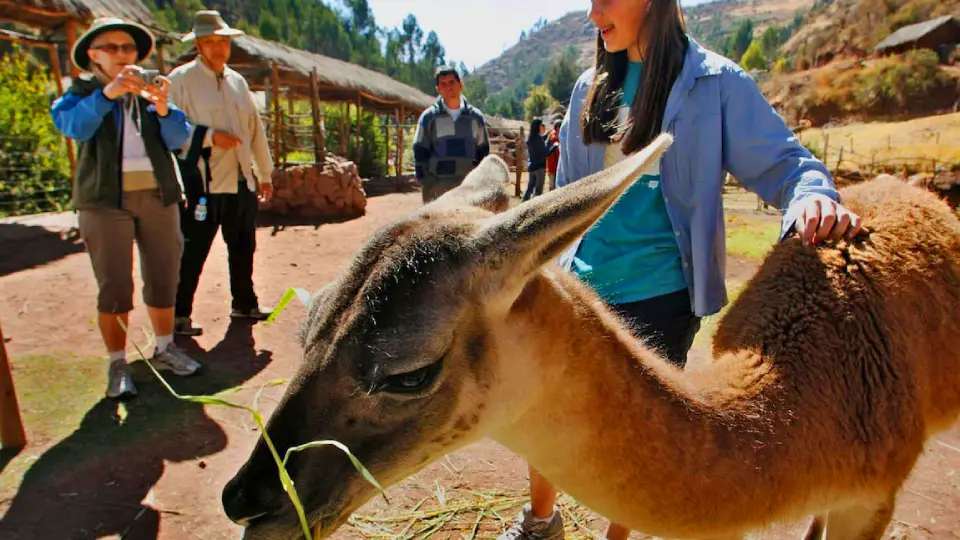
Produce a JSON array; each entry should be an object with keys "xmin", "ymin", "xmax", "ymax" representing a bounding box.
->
[{"xmin": 555, "ymin": 38, "xmax": 840, "ymax": 317}]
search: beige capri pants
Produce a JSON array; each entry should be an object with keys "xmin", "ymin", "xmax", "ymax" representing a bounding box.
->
[{"xmin": 78, "ymin": 185, "xmax": 184, "ymax": 314}]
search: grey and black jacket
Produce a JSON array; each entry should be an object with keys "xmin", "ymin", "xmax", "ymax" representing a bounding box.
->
[{"xmin": 412, "ymin": 96, "xmax": 490, "ymax": 185}]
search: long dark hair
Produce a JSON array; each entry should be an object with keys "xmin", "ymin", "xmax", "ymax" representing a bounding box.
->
[
  {"xmin": 527, "ymin": 118, "xmax": 544, "ymax": 145},
  {"xmin": 580, "ymin": 0, "xmax": 688, "ymax": 154}
]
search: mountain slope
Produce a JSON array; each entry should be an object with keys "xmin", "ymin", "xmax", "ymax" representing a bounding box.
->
[{"xmin": 473, "ymin": 0, "xmax": 814, "ymax": 99}]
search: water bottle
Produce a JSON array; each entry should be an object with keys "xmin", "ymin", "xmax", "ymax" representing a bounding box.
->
[{"xmin": 194, "ymin": 196, "xmax": 207, "ymax": 222}]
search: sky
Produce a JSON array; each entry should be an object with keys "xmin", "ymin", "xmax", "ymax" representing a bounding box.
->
[{"xmin": 360, "ymin": 0, "xmax": 711, "ymax": 71}]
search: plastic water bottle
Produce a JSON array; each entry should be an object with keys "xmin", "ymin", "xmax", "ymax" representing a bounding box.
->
[{"xmin": 194, "ymin": 196, "xmax": 207, "ymax": 222}]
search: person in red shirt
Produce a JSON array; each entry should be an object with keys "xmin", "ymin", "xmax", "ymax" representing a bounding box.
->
[{"xmin": 545, "ymin": 119, "xmax": 561, "ymax": 191}]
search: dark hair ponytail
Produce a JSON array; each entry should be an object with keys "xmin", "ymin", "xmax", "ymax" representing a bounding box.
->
[{"xmin": 580, "ymin": 0, "xmax": 688, "ymax": 154}]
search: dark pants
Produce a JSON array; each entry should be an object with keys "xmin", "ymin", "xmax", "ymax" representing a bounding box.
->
[
  {"xmin": 175, "ymin": 181, "xmax": 259, "ymax": 318},
  {"xmin": 610, "ymin": 288, "xmax": 701, "ymax": 368},
  {"xmin": 522, "ymin": 169, "xmax": 546, "ymax": 201}
]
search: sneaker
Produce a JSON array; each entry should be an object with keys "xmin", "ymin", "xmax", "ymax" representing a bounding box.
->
[
  {"xmin": 174, "ymin": 316, "xmax": 203, "ymax": 336},
  {"xmin": 106, "ymin": 361, "xmax": 137, "ymax": 400},
  {"xmin": 230, "ymin": 306, "xmax": 273, "ymax": 321},
  {"xmin": 152, "ymin": 343, "xmax": 201, "ymax": 376},
  {"xmin": 498, "ymin": 504, "xmax": 565, "ymax": 540}
]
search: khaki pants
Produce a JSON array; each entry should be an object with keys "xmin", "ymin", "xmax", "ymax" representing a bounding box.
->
[
  {"xmin": 548, "ymin": 172, "xmax": 557, "ymax": 191},
  {"xmin": 79, "ymin": 189, "xmax": 183, "ymax": 314}
]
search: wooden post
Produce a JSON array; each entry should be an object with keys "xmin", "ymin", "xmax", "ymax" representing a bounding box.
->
[
  {"xmin": 309, "ymin": 68, "xmax": 325, "ymax": 162},
  {"xmin": 271, "ymin": 63, "xmax": 281, "ymax": 167},
  {"xmin": 65, "ymin": 19, "xmax": 80, "ymax": 78},
  {"xmin": 156, "ymin": 43, "xmax": 167, "ymax": 74},
  {"xmin": 383, "ymin": 116, "xmax": 389, "ymax": 176},
  {"xmin": 0, "ymin": 316, "xmax": 27, "ymax": 449},
  {"xmin": 46, "ymin": 43, "xmax": 76, "ymax": 180},
  {"xmin": 515, "ymin": 127, "xmax": 525, "ymax": 198},
  {"xmin": 286, "ymin": 93, "xmax": 295, "ymax": 165},
  {"xmin": 397, "ymin": 105, "xmax": 405, "ymax": 177},
  {"xmin": 355, "ymin": 94, "xmax": 362, "ymax": 165},
  {"xmin": 339, "ymin": 102, "xmax": 348, "ymax": 155}
]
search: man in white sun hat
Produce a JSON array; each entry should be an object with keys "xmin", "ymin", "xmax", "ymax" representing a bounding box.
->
[{"xmin": 168, "ymin": 10, "xmax": 275, "ymax": 337}]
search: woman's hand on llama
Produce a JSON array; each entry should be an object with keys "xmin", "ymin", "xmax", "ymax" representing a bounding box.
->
[{"xmin": 795, "ymin": 196, "xmax": 863, "ymax": 246}]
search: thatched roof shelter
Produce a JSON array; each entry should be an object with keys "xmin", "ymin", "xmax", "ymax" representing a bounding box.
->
[
  {"xmin": 0, "ymin": 0, "xmax": 162, "ymax": 35},
  {"xmin": 176, "ymin": 35, "xmax": 435, "ymax": 115},
  {"xmin": 176, "ymin": 34, "xmax": 529, "ymax": 132}
]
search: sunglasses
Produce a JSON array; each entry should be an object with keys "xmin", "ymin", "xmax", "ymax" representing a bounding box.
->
[{"xmin": 92, "ymin": 43, "xmax": 139, "ymax": 54}]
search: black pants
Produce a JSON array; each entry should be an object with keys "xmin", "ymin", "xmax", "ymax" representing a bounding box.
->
[
  {"xmin": 175, "ymin": 182, "xmax": 259, "ymax": 318},
  {"xmin": 609, "ymin": 288, "xmax": 701, "ymax": 368}
]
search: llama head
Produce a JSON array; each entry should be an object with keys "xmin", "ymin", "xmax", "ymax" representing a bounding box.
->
[{"xmin": 222, "ymin": 134, "xmax": 674, "ymax": 539}]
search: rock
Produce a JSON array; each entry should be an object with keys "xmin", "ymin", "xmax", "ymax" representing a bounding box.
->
[{"xmin": 262, "ymin": 155, "xmax": 366, "ymax": 219}]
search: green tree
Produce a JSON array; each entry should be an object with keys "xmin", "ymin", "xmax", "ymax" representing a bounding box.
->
[
  {"xmin": 740, "ymin": 39, "xmax": 768, "ymax": 71},
  {"xmin": 463, "ymin": 77, "xmax": 488, "ymax": 110},
  {"xmin": 0, "ymin": 48, "xmax": 71, "ymax": 216},
  {"xmin": 724, "ymin": 19, "xmax": 755, "ymax": 62},
  {"xmin": 523, "ymin": 84, "xmax": 557, "ymax": 121},
  {"xmin": 546, "ymin": 54, "xmax": 578, "ymax": 105}
]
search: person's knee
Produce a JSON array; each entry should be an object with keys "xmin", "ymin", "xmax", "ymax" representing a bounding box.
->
[{"xmin": 98, "ymin": 279, "xmax": 135, "ymax": 314}]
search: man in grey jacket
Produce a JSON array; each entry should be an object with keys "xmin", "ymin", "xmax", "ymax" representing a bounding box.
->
[{"xmin": 412, "ymin": 65, "xmax": 491, "ymax": 203}]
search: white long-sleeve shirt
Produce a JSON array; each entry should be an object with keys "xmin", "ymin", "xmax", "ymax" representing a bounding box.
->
[{"xmin": 168, "ymin": 58, "xmax": 274, "ymax": 193}]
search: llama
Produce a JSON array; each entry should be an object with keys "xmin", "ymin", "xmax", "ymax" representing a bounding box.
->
[{"xmin": 222, "ymin": 134, "xmax": 960, "ymax": 540}]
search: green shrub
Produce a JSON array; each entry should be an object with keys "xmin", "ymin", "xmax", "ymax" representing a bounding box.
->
[{"xmin": 0, "ymin": 48, "xmax": 71, "ymax": 217}]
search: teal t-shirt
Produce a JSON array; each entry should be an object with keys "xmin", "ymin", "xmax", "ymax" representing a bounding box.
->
[{"xmin": 572, "ymin": 60, "xmax": 687, "ymax": 304}]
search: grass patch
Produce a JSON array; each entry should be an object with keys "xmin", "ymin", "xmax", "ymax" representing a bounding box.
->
[
  {"xmin": 725, "ymin": 215, "xmax": 781, "ymax": 259},
  {"xmin": 800, "ymin": 112, "xmax": 960, "ymax": 172},
  {"xmin": 347, "ymin": 489, "xmax": 604, "ymax": 539},
  {"xmin": 0, "ymin": 351, "xmax": 277, "ymax": 497}
]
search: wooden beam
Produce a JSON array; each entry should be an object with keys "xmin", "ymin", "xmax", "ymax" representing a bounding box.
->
[
  {"xmin": 515, "ymin": 127, "xmax": 525, "ymax": 198},
  {"xmin": 45, "ymin": 43, "xmax": 75, "ymax": 181},
  {"xmin": 309, "ymin": 67, "xmax": 325, "ymax": 162},
  {"xmin": 156, "ymin": 43, "xmax": 167, "ymax": 74},
  {"xmin": 271, "ymin": 62, "xmax": 281, "ymax": 167},
  {"xmin": 0, "ymin": 315, "xmax": 27, "ymax": 450},
  {"xmin": 355, "ymin": 93, "xmax": 362, "ymax": 165},
  {"xmin": 396, "ymin": 105, "xmax": 405, "ymax": 177},
  {"xmin": 339, "ymin": 102, "xmax": 347, "ymax": 155},
  {"xmin": 64, "ymin": 19, "xmax": 79, "ymax": 78}
]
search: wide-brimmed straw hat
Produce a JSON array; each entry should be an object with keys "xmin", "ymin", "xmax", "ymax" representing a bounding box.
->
[
  {"xmin": 71, "ymin": 17, "xmax": 155, "ymax": 72},
  {"xmin": 181, "ymin": 10, "xmax": 245, "ymax": 42}
]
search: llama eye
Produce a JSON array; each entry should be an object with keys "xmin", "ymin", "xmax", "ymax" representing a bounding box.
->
[{"xmin": 378, "ymin": 359, "xmax": 443, "ymax": 395}]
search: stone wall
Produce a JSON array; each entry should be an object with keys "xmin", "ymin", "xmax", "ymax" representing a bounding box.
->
[{"xmin": 261, "ymin": 155, "xmax": 366, "ymax": 220}]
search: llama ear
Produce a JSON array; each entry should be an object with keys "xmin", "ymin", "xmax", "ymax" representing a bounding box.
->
[
  {"xmin": 425, "ymin": 154, "xmax": 512, "ymax": 214},
  {"xmin": 472, "ymin": 133, "xmax": 674, "ymax": 288}
]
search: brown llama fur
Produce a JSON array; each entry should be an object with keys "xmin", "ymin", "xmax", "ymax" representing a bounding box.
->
[{"xmin": 223, "ymin": 135, "xmax": 960, "ymax": 540}]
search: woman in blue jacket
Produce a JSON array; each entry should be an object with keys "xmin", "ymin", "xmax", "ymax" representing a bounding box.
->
[
  {"xmin": 50, "ymin": 17, "xmax": 201, "ymax": 401},
  {"xmin": 499, "ymin": 0, "xmax": 863, "ymax": 539}
]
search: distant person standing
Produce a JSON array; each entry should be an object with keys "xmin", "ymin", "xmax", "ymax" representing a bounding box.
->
[
  {"xmin": 413, "ymin": 65, "xmax": 491, "ymax": 203},
  {"xmin": 521, "ymin": 118, "xmax": 555, "ymax": 201},
  {"xmin": 545, "ymin": 119, "xmax": 561, "ymax": 190},
  {"xmin": 167, "ymin": 10, "xmax": 275, "ymax": 336}
]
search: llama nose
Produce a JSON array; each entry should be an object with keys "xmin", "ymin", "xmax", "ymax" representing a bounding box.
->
[{"xmin": 222, "ymin": 476, "xmax": 279, "ymax": 525}]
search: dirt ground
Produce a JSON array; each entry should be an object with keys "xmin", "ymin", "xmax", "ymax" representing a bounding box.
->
[{"xmin": 0, "ymin": 190, "xmax": 957, "ymax": 540}]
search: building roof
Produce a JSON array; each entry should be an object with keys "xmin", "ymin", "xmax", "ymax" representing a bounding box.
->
[
  {"xmin": 0, "ymin": 0, "xmax": 156, "ymax": 30},
  {"xmin": 874, "ymin": 15, "xmax": 960, "ymax": 51},
  {"xmin": 176, "ymin": 35, "xmax": 527, "ymax": 131}
]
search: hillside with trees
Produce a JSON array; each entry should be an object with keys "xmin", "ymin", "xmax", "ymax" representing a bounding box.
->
[{"xmin": 465, "ymin": 0, "xmax": 813, "ymax": 119}]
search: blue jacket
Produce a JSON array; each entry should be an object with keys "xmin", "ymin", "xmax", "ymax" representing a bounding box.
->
[
  {"xmin": 556, "ymin": 38, "xmax": 840, "ymax": 317},
  {"xmin": 51, "ymin": 77, "xmax": 191, "ymax": 209}
]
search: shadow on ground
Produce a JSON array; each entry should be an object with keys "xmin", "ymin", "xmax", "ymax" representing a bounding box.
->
[
  {"xmin": 0, "ymin": 223, "xmax": 84, "ymax": 277},
  {"xmin": 0, "ymin": 319, "xmax": 272, "ymax": 540}
]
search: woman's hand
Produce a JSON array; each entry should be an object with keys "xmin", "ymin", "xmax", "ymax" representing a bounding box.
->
[
  {"xmin": 794, "ymin": 196, "xmax": 863, "ymax": 246},
  {"xmin": 103, "ymin": 66, "xmax": 145, "ymax": 100},
  {"xmin": 142, "ymin": 75, "xmax": 171, "ymax": 117}
]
